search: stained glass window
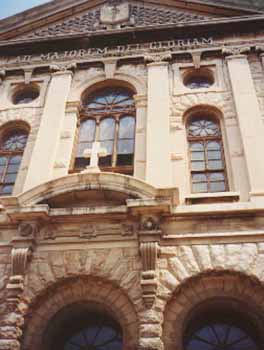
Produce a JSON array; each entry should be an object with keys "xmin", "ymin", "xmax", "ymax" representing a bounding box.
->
[
  {"xmin": 185, "ymin": 322, "xmax": 258, "ymax": 350},
  {"xmin": 47, "ymin": 308, "xmax": 123, "ymax": 350},
  {"xmin": 0, "ymin": 129, "xmax": 28, "ymax": 195},
  {"xmin": 187, "ymin": 117, "xmax": 227, "ymax": 193},
  {"xmin": 64, "ymin": 322, "xmax": 122, "ymax": 350},
  {"xmin": 75, "ymin": 87, "xmax": 136, "ymax": 174}
]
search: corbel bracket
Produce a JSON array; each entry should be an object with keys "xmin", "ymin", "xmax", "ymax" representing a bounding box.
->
[
  {"xmin": 6, "ymin": 221, "xmax": 38, "ymax": 310},
  {"xmin": 0, "ymin": 69, "xmax": 6, "ymax": 85},
  {"xmin": 191, "ymin": 51, "xmax": 202, "ymax": 69},
  {"xmin": 24, "ymin": 67, "xmax": 34, "ymax": 84},
  {"xmin": 139, "ymin": 241, "xmax": 160, "ymax": 308},
  {"xmin": 139, "ymin": 215, "xmax": 161, "ymax": 308},
  {"xmin": 103, "ymin": 59, "xmax": 117, "ymax": 79}
]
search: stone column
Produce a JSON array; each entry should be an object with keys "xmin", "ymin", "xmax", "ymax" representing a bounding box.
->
[
  {"xmin": 53, "ymin": 101, "xmax": 79, "ymax": 179},
  {"xmin": 145, "ymin": 56, "xmax": 172, "ymax": 188},
  {"xmin": 24, "ymin": 68, "xmax": 73, "ymax": 191},
  {"xmin": 134, "ymin": 95, "xmax": 147, "ymax": 180},
  {"xmin": 226, "ymin": 49, "xmax": 264, "ymax": 201}
]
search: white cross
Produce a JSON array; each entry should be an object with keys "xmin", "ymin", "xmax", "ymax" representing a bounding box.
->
[{"xmin": 82, "ymin": 142, "xmax": 108, "ymax": 173}]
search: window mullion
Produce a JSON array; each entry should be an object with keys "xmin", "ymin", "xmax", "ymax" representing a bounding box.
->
[
  {"xmin": 95, "ymin": 118, "xmax": 100, "ymax": 142},
  {"xmin": 112, "ymin": 118, "xmax": 119, "ymax": 167}
]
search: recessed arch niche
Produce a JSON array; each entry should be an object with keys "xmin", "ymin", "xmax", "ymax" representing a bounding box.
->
[
  {"xmin": 163, "ymin": 271, "xmax": 264, "ymax": 350},
  {"xmin": 22, "ymin": 276, "xmax": 139, "ymax": 350}
]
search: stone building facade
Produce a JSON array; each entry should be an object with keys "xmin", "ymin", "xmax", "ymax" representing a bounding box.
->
[{"xmin": 0, "ymin": 0, "xmax": 264, "ymax": 349}]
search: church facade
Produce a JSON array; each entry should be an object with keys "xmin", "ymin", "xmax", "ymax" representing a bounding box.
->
[{"xmin": 0, "ymin": 0, "xmax": 264, "ymax": 349}]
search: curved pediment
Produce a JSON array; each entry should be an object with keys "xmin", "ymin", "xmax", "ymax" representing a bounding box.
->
[{"xmin": 16, "ymin": 172, "xmax": 159, "ymax": 207}]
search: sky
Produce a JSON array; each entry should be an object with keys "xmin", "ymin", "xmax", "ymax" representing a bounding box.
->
[{"xmin": 0, "ymin": 0, "xmax": 50, "ymax": 19}]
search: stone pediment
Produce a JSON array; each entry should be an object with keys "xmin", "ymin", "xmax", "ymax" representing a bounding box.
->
[
  {"xmin": 0, "ymin": 0, "xmax": 259, "ymax": 43},
  {"xmin": 14, "ymin": 2, "xmax": 212, "ymax": 41}
]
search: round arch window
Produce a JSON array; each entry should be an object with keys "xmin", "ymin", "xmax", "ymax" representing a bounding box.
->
[
  {"xmin": 12, "ymin": 84, "xmax": 40, "ymax": 105},
  {"xmin": 43, "ymin": 302, "xmax": 123, "ymax": 350},
  {"xmin": 183, "ymin": 68, "xmax": 214, "ymax": 89},
  {"xmin": 183, "ymin": 299, "xmax": 262, "ymax": 350}
]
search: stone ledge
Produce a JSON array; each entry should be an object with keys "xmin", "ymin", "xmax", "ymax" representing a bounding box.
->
[{"xmin": 185, "ymin": 191, "xmax": 240, "ymax": 205}]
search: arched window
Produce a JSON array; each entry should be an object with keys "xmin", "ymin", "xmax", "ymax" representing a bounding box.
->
[
  {"xmin": 75, "ymin": 87, "xmax": 136, "ymax": 175},
  {"xmin": 187, "ymin": 116, "xmax": 227, "ymax": 193},
  {"xmin": 184, "ymin": 300, "xmax": 261, "ymax": 350},
  {"xmin": 43, "ymin": 303, "xmax": 123, "ymax": 350},
  {"xmin": 0, "ymin": 128, "xmax": 28, "ymax": 195}
]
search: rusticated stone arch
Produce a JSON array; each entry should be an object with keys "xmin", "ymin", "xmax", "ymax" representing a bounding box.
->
[
  {"xmin": 171, "ymin": 92, "xmax": 236, "ymax": 121},
  {"xmin": 183, "ymin": 104, "xmax": 224, "ymax": 125},
  {"xmin": 70, "ymin": 73, "xmax": 146, "ymax": 101},
  {"xmin": 156, "ymin": 243, "xmax": 264, "ymax": 315},
  {"xmin": 22, "ymin": 275, "xmax": 139, "ymax": 350},
  {"xmin": 162, "ymin": 270, "xmax": 264, "ymax": 350}
]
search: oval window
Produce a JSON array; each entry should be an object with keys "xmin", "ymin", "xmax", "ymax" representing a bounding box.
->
[
  {"xmin": 12, "ymin": 85, "xmax": 40, "ymax": 105},
  {"xmin": 184, "ymin": 69, "xmax": 214, "ymax": 89}
]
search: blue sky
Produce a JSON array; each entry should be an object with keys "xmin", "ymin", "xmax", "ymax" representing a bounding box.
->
[{"xmin": 0, "ymin": 0, "xmax": 50, "ymax": 19}]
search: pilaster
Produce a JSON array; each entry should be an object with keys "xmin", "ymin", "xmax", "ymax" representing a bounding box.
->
[
  {"xmin": 225, "ymin": 49, "xmax": 264, "ymax": 203},
  {"xmin": 134, "ymin": 94, "xmax": 147, "ymax": 180},
  {"xmin": 145, "ymin": 55, "xmax": 172, "ymax": 188},
  {"xmin": 53, "ymin": 101, "xmax": 79, "ymax": 179},
  {"xmin": 24, "ymin": 67, "xmax": 74, "ymax": 191}
]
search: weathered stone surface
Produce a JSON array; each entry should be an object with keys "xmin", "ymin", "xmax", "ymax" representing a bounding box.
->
[
  {"xmin": 0, "ymin": 340, "xmax": 20, "ymax": 350},
  {"xmin": 2, "ymin": 313, "xmax": 24, "ymax": 328},
  {"xmin": 140, "ymin": 324, "xmax": 162, "ymax": 337},
  {"xmin": 139, "ymin": 337, "xmax": 164, "ymax": 350},
  {"xmin": 0, "ymin": 326, "xmax": 22, "ymax": 339}
]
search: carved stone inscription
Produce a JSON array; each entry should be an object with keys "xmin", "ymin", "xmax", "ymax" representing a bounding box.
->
[{"xmin": 0, "ymin": 37, "xmax": 214, "ymax": 66}]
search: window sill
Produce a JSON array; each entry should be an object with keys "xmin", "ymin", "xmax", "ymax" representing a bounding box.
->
[{"xmin": 185, "ymin": 191, "xmax": 240, "ymax": 205}]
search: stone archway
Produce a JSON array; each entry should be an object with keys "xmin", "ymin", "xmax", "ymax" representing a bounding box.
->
[
  {"xmin": 22, "ymin": 276, "xmax": 139, "ymax": 350},
  {"xmin": 162, "ymin": 270, "xmax": 264, "ymax": 350}
]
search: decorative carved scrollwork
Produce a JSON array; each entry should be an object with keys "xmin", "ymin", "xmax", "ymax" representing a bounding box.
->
[
  {"xmin": 141, "ymin": 216, "xmax": 160, "ymax": 231},
  {"xmin": 140, "ymin": 242, "xmax": 160, "ymax": 308},
  {"xmin": 6, "ymin": 222, "xmax": 36, "ymax": 311},
  {"xmin": 11, "ymin": 247, "xmax": 32, "ymax": 276},
  {"xmin": 18, "ymin": 222, "xmax": 39, "ymax": 237}
]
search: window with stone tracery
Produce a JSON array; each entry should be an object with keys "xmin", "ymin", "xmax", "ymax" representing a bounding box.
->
[
  {"xmin": 74, "ymin": 87, "xmax": 136, "ymax": 175},
  {"xmin": 187, "ymin": 116, "xmax": 228, "ymax": 193},
  {"xmin": 0, "ymin": 128, "xmax": 28, "ymax": 195}
]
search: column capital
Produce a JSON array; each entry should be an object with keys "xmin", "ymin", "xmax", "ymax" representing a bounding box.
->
[
  {"xmin": 222, "ymin": 46, "xmax": 251, "ymax": 60},
  {"xmin": 66, "ymin": 100, "xmax": 80, "ymax": 114},
  {"xmin": 144, "ymin": 52, "xmax": 172, "ymax": 66},
  {"xmin": 134, "ymin": 94, "xmax": 147, "ymax": 108},
  {"xmin": 255, "ymin": 45, "xmax": 264, "ymax": 54},
  {"xmin": 50, "ymin": 62, "xmax": 77, "ymax": 75}
]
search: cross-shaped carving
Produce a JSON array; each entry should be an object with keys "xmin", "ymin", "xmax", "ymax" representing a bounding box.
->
[
  {"xmin": 82, "ymin": 142, "xmax": 107, "ymax": 173},
  {"xmin": 110, "ymin": 4, "xmax": 121, "ymax": 22}
]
